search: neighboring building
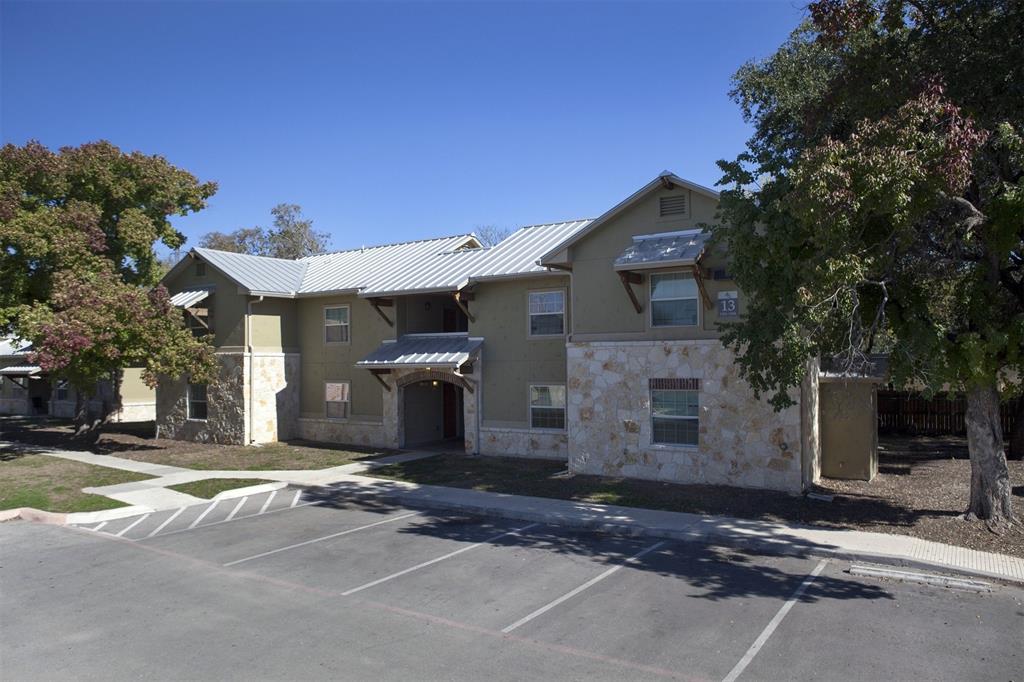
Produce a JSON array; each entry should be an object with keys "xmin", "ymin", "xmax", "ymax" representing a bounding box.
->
[
  {"xmin": 0, "ymin": 337, "xmax": 155, "ymax": 422},
  {"xmin": 158, "ymin": 171, "xmax": 831, "ymax": 492}
]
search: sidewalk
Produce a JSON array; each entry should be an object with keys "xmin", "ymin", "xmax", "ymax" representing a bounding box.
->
[{"xmin": 301, "ymin": 473, "xmax": 1024, "ymax": 586}]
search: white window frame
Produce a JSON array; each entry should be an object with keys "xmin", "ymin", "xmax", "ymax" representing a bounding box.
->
[
  {"xmin": 527, "ymin": 289, "xmax": 566, "ymax": 338},
  {"xmin": 529, "ymin": 383, "xmax": 567, "ymax": 431},
  {"xmin": 649, "ymin": 271, "xmax": 700, "ymax": 328},
  {"xmin": 324, "ymin": 305, "xmax": 351, "ymax": 345},
  {"xmin": 187, "ymin": 383, "xmax": 208, "ymax": 421},
  {"xmin": 650, "ymin": 387, "xmax": 699, "ymax": 447},
  {"xmin": 325, "ymin": 381, "xmax": 351, "ymax": 421}
]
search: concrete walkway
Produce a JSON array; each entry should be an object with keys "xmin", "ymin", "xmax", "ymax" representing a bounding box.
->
[{"xmin": 301, "ymin": 473, "xmax": 1024, "ymax": 586}]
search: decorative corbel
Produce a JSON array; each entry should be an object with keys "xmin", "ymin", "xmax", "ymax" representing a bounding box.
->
[
  {"xmin": 452, "ymin": 289, "xmax": 475, "ymax": 323},
  {"xmin": 618, "ymin": 271, "xmax": 644, "ymax": 314},
  {"xmin": 367, "ymin": 297, "xmax": 394, "ymax": 327}
]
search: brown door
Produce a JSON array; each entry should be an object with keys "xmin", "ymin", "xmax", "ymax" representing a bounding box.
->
[{"xmin": 442, "ymin": 383, "xmax": 458, "ymax": 439}]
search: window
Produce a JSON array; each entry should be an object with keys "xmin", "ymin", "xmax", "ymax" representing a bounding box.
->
[
  {"xmin": 325, "ymin": 381, "xmax": 350, "ymax": 420},
  {"xmin": 187, "ymin": 383, "xmax": 208, "ymax": 420},
  {"xmin": 650, "ymin": 379, "xmax": 699, "ymax": 446},
  {"xmin": 530, "ymin": 384, "xmax": 566, "ymax": 430},
  {"xmin": 55, "ymin": 380, "xmax": 69, "ymax": 402},
  {"xmin": 650, "ymin": 272, "xmax": 698, "ymax": 327},
  {"xmin": 528, "ymin": 290, "xmax": 565, "ymax": 336},
  {"xmin": 195, "ymin": 262, "xmax": 206, "ymax": 276},
  {"xmin": 324, "ymin": 306, "xmax": 350, "ymax": 343}
]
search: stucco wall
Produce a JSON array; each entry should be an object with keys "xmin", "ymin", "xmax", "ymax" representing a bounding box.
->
[
  {"xmin": 251, "ymin": 298, "xmax": 299, "ymax": 352},
  {"xmin": 469, "ymin": 276, "xmax": 569, "ymax": 426},
  {"xmin": 566, "ymin": 340, "xmax": 804, "ymax": 492},
  {"xmin": 162, "ymin": 258, "xmax": 247, "ymax": 349},
  {"xmin": 297, "ymin": 294, "xmax": 393, "ymax": 419},
  {"xmin": 569, "ymin": 186, "xmax": 741, "ymax": 341}
]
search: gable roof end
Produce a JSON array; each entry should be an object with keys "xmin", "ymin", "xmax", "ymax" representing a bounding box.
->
[{"xmin": 537, "ymin": 171, "xmax": 719, "ymax": 266}]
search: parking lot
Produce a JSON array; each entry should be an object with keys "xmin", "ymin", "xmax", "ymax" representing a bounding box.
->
[{"xmin": 2, "ymin": 490, "xmax": 1022, "ymax": 681}]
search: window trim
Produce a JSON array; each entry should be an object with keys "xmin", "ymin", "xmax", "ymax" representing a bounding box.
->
[
  {"xmin": 649, "ymin": 383, "xmax": 699, "ymax": 448},
  {"xmin": 649, "ymin": 271, "xmax": 700, "ymax": 329},
  {"xmin": 527, "ymin": 288, "xmax": 567, "ymax": 338},
  {"xmin": 323, "ymin": 304, "xmax": 351, "ymax": 345},
  {"xmin": 55, "ymin": 379, "xmax": 69, "ymax": 402},
  {"xmin": 186, "ymin": 382, "xmax": 208, "ymax": 422},
  {"xmin": 528, "ymin": 383, "xmax": 567, "ymax": 432},
  {"xmin": 324, "ymin": 380, "xmax": 351, "ymax": 421}
]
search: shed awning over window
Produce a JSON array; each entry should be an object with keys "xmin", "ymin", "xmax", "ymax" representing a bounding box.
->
[
  {"xmin": 170, "ymin": 288, "xmax": 212, "ymax": 308},
  {"xmin": 356, "ymin": 334, "xmax": 483, "ymax": 370},
  {"xmin": 0, "ymin": 365, "xmax": 42, "ymax": 377},
  {"xmin": 613, "ymin": 229, "xmax": 710, "ymax": 271}
]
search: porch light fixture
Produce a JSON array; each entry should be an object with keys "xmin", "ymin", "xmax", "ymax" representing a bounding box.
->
[{"xmin": 432, "ymin": 380, "xmax": 440, "ymax": 387}]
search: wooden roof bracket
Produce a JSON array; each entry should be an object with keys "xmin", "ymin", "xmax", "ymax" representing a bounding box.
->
[
  {"xmin": 7, "ymin": 377, "xmax": 28, "ymax": 390},
  {"xmin": 367, "ymin": 298, "xmax": 394, "ymax": 327},
  {"xmin": 692, "ymin": 255, "xmax": 712, "ymax": 310},
  {"xmin": 368, "ymin": 368, "xmax": 392, "ymax": 391},
  {"xmin": 618, "ymin": 270, "xmax": 644, "ymax": 314},
  {"xmin": 545, "ymin": 262, "xmax": 572, "ymax": 272},
  {"xmin": 452, "ymin": 290, "xmax": 475, "ymax": 323}
]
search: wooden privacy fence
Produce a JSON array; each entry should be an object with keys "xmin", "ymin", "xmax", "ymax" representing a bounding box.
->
[{"xmin": 877, "ymin": 390, "xmax": 1019, "ymax": 437}]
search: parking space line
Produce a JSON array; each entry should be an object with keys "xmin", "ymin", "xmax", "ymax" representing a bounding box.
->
[
  {"xmin": 146, "ymin": 508, "xmax": 186, "ymax": 538},
  {"xmin": 91, "ymin": 521, "xmax": 108, "ymax": 532},
  {"xmin": 289, "ymin": 490, "xmax": 302, "ymax": 507},
  {"xmin": 142, "ymin": 498, "xmax": 320, "ymax": 540},
  {"xmin": 258, "ymin": 491, "xmax": 277, "ymax": 514},
  {"xmin": 223, "ymin": 511, "xmax": 421, "ymax": 567},
  {"xmin": 189, "ymin": 500, "xmax": 219, "ymax": 529},
  {"xmin": 114, "ymin": 513, "xmax": 151, "ymax": 538},
  {"xmin": 224, "ymin": 497, "xmax": 248, "ymax": 522},
  {"xmin": 501, "ymin": 540, "xmax": 665, "ymax": 634},
  {"xmin": 340, "ymin": 523, "xmax": 540, "ymax": 597},
  {"xmin": 721, "ymin": 558, "xmax": 829, "ymax": 682}
]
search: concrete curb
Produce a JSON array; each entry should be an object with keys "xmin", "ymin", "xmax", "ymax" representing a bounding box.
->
[
  {"xmin": 0, "ymin": 507, "xmax": 67, "ymax": 525},
  {"xmin": 212, "ymin": 481, "xmax": 288, "ymax": 501},
  {"xmin": 66, "ymin": 505, "xmax": 154, "ymax": 524},
  {"xmin": 296, "ymin": 481, "xmax": 1024, "ymax": 588}
]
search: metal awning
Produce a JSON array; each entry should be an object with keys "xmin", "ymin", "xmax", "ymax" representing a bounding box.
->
[
  {"xmin": 613, "ymin": 229, "xmax": 710, "ymax": 271},
  {"xmin": 356, "ymin": 334, "xmax": 483, "ymax": 370},
  {"xmin": 170, "ymin": 288, "xmax": 212, "ymax": 308},
  {"xmin": 0, "ymin": 365, "xmax": 42, "ymax": 377}
]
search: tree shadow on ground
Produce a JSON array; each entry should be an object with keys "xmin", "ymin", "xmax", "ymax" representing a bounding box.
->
[{"xmin": 304, "ymin": 481, "xmax": 894, "ymax": 606}]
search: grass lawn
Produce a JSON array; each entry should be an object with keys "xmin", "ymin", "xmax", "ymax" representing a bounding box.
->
[
  {"xmin": 116, "ymin": 441, "xmax": 394, "ymax": 471},
  {"xmin": 371, "ymin": 449, "xmax": 1024, "ymax": 559},
  {"xmin": 0, "ymin": 452, "xmax": 153, "ymax": 513},
  {"xmin": 168, "ymin": 478, "xmax": 270, "ymax": 499}
]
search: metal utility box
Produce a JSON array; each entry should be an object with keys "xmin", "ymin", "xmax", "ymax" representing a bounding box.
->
[{"xmin": 820, "ymin": 380, "xmax": 878, "ymax": 481}]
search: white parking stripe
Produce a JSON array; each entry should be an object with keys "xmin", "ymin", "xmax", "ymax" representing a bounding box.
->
[
  {"xmin": 91, "ymin": 521, "xmax": 108, "ymax": 532},
  {"xmin": 341, "ymin": 523, "xmax": 540, "ymax": 597},
  {"xmin": 289, "ymin": 490, "xmax": 302, "ymax": 507},
  {"xmin": 721, "ymin": 559, "xmax": 829, "ymax": 682},
  {"xmin": 258, "ymin": 490, "xmax": 277, "ymax": 514},
  {"xmin": 146, "ymin": 499, "xmax": 320, "ymax": 540},
  {"xmin": 146, "ymin": 507, "xmax": 186, "ymax": 538},
  {"xmin": 114, "ymin": 513, "xmax": 151, "ymax": 538},
  {"xmin": 189, "ymin": 500, "xmax": 220, "ymax": 529},
  {"xmin": 224, "ymin": 497, "xmax": 248, "ymax": 522},
  {"xmin": 223, "ymin": 512, "xmax": 420, "ymax": 567},
  {"xmin": 501, "ymin": 540, "xmax": 665, "ymax": 634}
]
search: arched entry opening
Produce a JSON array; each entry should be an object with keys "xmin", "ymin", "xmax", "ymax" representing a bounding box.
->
[{"xmin": 396, "ymin": 371, "xmax": 474, "ymax": 449}]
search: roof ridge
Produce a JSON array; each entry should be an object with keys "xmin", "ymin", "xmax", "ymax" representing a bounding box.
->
[
  {"xmin": 193, "ymin": 246, "xmax": 300, "ymax": 264},
  {"xmin": 300, "ymin": 233, "xmax": 477, "ymax": 261}
]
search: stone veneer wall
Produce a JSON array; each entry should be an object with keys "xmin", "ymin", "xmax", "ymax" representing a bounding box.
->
[
  {"xmin": 297, "ymin": 415, "xmax": 398, "ymax": 449},
  {"xmin": 479, "ymin": 427, "xmax": 568, "ymax": 461},
  {"xmin": 566, "ymin": 340, "xmax": 804, "ymax": 492},
  {"xmin": 248, "ymin": 353, "xmax": 301, "ymax": 443},
  {"xmin": 156, "ymin": 353, "xmax": 247, "ymax": 445}
]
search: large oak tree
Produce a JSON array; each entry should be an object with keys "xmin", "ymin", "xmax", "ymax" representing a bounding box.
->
[{"xmin": 715, "ymin": 0, "xmax": 1022, "ymax": 529}]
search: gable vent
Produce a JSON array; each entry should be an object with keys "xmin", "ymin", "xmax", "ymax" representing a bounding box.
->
[{"xmin": 659, "ymin": 195, "xmax": 688, "ymax": 217}]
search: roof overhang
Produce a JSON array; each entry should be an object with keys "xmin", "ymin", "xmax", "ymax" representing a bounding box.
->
[
  {"xmin": 0, "ymin": 365, "xmax": 42, "ymax": 377},
  {"xmin": 169, "ymin": 287, "xmax": 213, "ymax": 308},
  {"xmin": 356, "ymin": 334, "xmax": 483, "ymax": 370}
]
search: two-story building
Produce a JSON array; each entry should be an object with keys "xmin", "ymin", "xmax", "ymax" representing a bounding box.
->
[{"xmin": 158, "ymin": 172, "xmax": 830, "ymax": 492}]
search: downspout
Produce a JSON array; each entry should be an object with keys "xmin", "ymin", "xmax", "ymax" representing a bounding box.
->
[{"xmin": 247, "ymin": 295, "xmax": 264, "ymax": 445}]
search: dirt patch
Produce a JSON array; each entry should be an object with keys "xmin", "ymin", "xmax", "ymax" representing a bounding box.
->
[
  {"xmin": 373, "ymin": 436, "xmax": 1024, "ymax": 559},
  {"xmin": 0, "ymin": 417, "xmax": 395, "ymax": 471}
]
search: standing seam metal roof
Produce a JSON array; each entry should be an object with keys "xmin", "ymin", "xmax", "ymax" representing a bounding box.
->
[
  {"xmin": 355, "ymin": 334, "xmax": 484, "ymax": 368},
  {"xmin": 187, "ymin": 221, "xmax": 590, "ymax": 298}
]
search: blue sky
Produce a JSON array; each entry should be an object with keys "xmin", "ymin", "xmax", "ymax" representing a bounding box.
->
[{"xmin": 2, "ymin": 1, "xmax": 804, "ymax": 255}]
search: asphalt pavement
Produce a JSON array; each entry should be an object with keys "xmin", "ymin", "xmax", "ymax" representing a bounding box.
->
[{"xmin": 1, "ymin": 493, "xmax": 1021, "ymax": 681}]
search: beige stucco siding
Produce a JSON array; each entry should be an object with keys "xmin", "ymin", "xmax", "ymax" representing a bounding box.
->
[
  {"xmin": 570, "ymin": 187, "xmax": 740, "ymax": 340},
  {"xmin": 119, "ymin": 367, "xmax": 155, "ymax": 403},
  {"xmin": 250, "ymin": 297, "xmax": 298, "ymax": 352},
  {"xmin": 297, "ymin": 294, "xmax": 392, "ymax": 419},
  {"xmin": 469, "ymin": 276, "xmax": 569, "ymax": 426},
  {"xmin": 162, "ymin": 260, "xmax": 247, "ymax": 349}
]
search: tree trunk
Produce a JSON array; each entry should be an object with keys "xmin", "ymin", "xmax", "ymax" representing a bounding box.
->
[
  {"xmin": 72, "ymin": 391, "xmax": 90, "ymax": 437},
  {"xmin": 964, "ymin": 385, "xmax": 1015, "ymax": 532},
  {"xmin": 1008, "ymin": 397, "xmax": 1024, "ymax": 461}
]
